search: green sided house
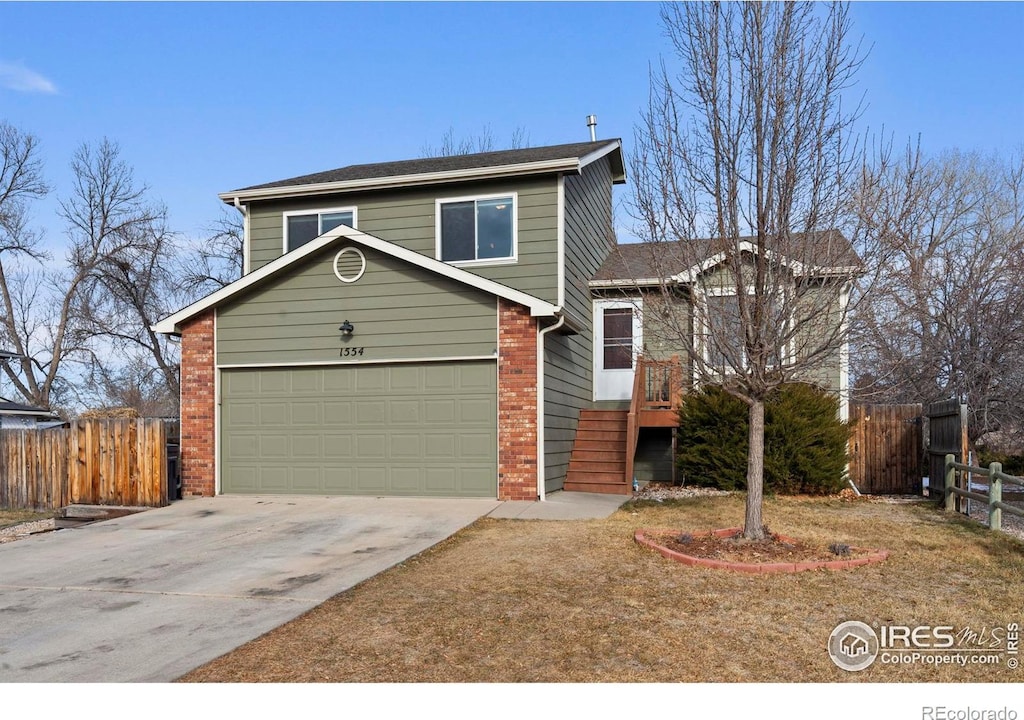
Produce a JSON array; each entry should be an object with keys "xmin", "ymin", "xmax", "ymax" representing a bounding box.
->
[
  {"xmin": 155, "ymin": 140, "xmax": 627, "ymax": 501},
  {"xmin": 154, "ymin": 138, "xmax": 855, "ymax": 501}
]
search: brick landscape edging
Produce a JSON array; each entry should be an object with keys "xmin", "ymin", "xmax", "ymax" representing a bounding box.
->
[{"xmin": 634, "ymin": 527, "xmax": 889, "ymax": 574}]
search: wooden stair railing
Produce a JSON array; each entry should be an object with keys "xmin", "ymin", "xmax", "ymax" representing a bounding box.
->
[
  {"xmin": 624, "ymin": 356, "xmax": 646, "ymax": 488},
  {"xmin": 624, "ymin": 355, "xmax": 684, "ymax": 485}
]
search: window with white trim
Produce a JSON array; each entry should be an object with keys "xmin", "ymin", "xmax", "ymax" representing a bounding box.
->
[
  {"xmin": 283, "ymin": 207, "xmax": 357, "ymax": 253},
  {"xmin": 437, "ymin": 194, "xmax": 516, "ymax": 264},
  {"xmin": 698, "ymin": 287, "xmax": 790, "ymax": 373}
]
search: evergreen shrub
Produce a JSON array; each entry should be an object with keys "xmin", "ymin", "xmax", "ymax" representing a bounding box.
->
[{"xmin": 676, "ymin": 383, "xmax": 850, "ymax": 494}]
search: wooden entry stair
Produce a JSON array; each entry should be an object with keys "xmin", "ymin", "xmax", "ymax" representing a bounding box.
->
[
  {"xmin": 564, "ymin": 409, "xmax": 629, "ymax": 494},
  {"xmin": 565, "ymin": 356, "xmax": 685, "ymax": 495}
]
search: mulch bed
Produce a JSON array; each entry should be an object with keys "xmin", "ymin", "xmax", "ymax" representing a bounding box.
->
[{"xmin": 648, "ymin": 528, "xmax": 871, "ymax": 564}]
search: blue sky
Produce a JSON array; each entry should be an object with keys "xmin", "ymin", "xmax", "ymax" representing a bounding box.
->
[{"xmin": 2, "ymin": 1, "xmax": 1022, "ymax": 243}]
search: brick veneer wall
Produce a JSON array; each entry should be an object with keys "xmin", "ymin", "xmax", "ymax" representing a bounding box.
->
[
  {"xmin": 497, "ymin": 299, "xmax": 539, "ymax": 501},
  {"xmin": 179, "ymin": 310, "xmax": 216, "ymax": 497}
]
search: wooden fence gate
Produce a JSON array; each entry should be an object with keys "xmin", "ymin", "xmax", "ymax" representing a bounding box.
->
[
  {"xmin": 925, "ymin": 400, "xmax": 969, "ymax": 509},
  {"xmin": 0, "ymin": 419, "xmax": 168, "ymax": 511},
  {"xmin": 849, "ymin": 403, "xmax": 924, "ymax": 494}
]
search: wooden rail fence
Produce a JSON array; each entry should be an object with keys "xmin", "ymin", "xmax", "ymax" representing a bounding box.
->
[
  {"xmin": 0, "ymin": 419, "xmax": 168, "ymax": 511},
  {"xmin": 943, "ymin": 454, "xmax": 1024, "ymax": 532}
]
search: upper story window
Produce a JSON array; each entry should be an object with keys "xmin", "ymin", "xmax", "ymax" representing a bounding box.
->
[
  {"xmin": 283, "ymin": 207, "xmax": 357, "ymax": 253},
  {"xmin": 436, "ymin": 193, "xmax": 516, "ymax": 265}
]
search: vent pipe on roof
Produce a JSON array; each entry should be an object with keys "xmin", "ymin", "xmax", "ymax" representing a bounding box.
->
[{"xmin": 586, "ymin": 114, "xmax": 597, "ymax": 142}]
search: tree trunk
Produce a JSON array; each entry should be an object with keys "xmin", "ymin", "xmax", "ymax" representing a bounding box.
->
[{"xmin": 744, "ymin": 398, "xmax": 767, "ymax": 540}]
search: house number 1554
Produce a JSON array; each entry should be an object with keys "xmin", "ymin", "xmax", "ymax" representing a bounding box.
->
[{"xmin": 340, "ymin": 347, "xmax": 365, "ymax": 357}]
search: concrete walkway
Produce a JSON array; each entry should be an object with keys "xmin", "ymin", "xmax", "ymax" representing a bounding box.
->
[
  {"xmin": 489, "ymin": 490, "xmax": 629, "ymax": 520},
  {"xmin": 0, "ymin": 490, "xmax": 626, "ymax": 682}
]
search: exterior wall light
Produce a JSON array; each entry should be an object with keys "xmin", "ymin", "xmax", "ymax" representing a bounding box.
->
[{"xmin": 339, "ymin": 320, "xmax": 355, "ymax": 337}]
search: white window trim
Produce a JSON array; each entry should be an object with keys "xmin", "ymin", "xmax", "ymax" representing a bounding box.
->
[
  {"xmin": 435, "ymin": 191, "xmax": 518, "ymax": 267},
  {"xmin": 282, "ymin": 205, "xmax": 358, "ymax": 254},
  {"xmin": 694, "ymin": 284, "xmax": 794, "ymax": 380}
]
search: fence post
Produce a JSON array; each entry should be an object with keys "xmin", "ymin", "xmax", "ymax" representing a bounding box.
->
[
  {"xmin": 989, "ymin": 462, "xmax": 1002, "ymax": 531},
  {"xmin": 944, "ymin": 454, "xmax": 956, "ymax": 512}
]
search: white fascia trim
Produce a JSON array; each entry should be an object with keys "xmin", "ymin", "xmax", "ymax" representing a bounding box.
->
[
  {"xmin": 217, "ymin": 158, "xmax": 586, "ymax": 204},
  {"xmin": 556, "ymin": 176, "xmax": 566, "ymax": 309},
  {"xmin": 589, "ymin": 277, "xmax": 666, "ymax": 289},
  {"xmin": 577, "ymin": 140, "xmax": 626, "ymax": 182},
  {"xmin": 674, "ymin": 241, "xmax": 860, "ymax": 284},
  {"xmin": 838, "ymin": 282, "xmax": 851, "ymax": 422},
  {"xmin": 0, "ymin": 409, "xmax": 58, "ymax": 418},
  {"xmin": 153, "ymin": 225, "xmax": 556, "ymax": 334},
  {"xmin": 233, "ymin": 197, "xmax": 251, "ymax": 276},
  {"xmin": 282, "ymin": 205, "xmax": 358, "ymax": 255},
  {"xmin": 217, "ymin": 354, "xmax": 497, "ymax": 370}
]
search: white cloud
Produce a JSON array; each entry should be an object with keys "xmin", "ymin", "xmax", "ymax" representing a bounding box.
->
[{"xmin": 0, "ymin": 61, "xmax": 57, "ymax": 94}]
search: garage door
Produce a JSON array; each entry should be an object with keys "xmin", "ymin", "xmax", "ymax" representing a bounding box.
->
[{"xmin": 221, "ymin": 361, "xmax": 497, "ymax": 497}]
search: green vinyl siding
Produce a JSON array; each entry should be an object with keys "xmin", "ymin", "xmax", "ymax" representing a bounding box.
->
[
  {"xmin": 246, "ymin": 177, "xmax": 559, "ymax": 305},
  {"xmin": 542, "ymin": 159, "xmax": 618, "ymax": 492},
  {"xmin": 217, "ymin": 244, "xmax": 497, "ymax": 366}
]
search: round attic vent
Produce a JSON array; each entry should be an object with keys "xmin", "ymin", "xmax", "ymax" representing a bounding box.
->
[{"xmin": 333, "ymin": 246, "xmax": 366, "ymax": 283}]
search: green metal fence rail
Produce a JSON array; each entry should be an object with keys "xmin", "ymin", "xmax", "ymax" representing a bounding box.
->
[{"xmin": 943, "ymin": 454, "xmax": 1024, "ymax": 531}]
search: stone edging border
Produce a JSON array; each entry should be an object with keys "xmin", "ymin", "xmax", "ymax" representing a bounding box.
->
[{"xmin": 634, "ymin": 527, "xmax": 889, "ymax": 574}]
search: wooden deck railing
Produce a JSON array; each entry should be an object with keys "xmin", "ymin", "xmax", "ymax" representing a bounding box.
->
[{"xmin": 624, "ymin": 355, "xmax": 684, "ymax": 484}]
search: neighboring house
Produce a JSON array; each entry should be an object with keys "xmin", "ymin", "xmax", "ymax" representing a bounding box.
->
[
  {"xmin": 155, "ymin": 140, "xmax": 626, "ymax": 501},
  {"xmin": 154, "ymin": 139, "xmax": 853, "ymax": 501},
  {"xmin": 0, "ymin": 398, "xmax": 61, "ymax": 430}
]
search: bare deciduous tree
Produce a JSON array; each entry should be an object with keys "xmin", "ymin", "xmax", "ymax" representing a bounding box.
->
[
  {"xmin": 421, "ymin": 124, "xmax": 530, "ymax": 157},
  {"xmin": 853, "ymin": 147, "xmax": 1024, "ymax": 446},
  {"xmin": 0, "ymin": 134, "xmax": 177, "ymax": 412},
  {"xmin": 630, "ymin": 2, "xmax": 886, "ymax": 539},
  {"xmin": 176, "ymin": 206, "xmax": 244, "ymax": 298}
]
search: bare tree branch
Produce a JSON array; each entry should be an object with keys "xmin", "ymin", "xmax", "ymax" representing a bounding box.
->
[{"xmin": 629, "ymin": 1, "xmax": 882, "ymax": 539}]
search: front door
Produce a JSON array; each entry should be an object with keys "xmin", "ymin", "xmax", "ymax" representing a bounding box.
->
[{"xmin": 593, "ymin": 299, "xmax": 642, "ymax": 401}]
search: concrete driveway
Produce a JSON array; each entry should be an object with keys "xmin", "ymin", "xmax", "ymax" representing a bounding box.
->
[{"xmin": 0, "ymin": 495, "xmax": 500, "ymax": 682}]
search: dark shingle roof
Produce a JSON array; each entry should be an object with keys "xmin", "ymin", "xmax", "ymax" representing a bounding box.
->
[
  {"xmin": 0, "ymin": 398, "xmax": 54, "ymax": 415},
  {"xmin": 236, "ymin": 140, "xmax": 621, "ymax": 192},
  {"xmin": 593, "ymin": 231, "xmax": 861, "ymax": 283}
]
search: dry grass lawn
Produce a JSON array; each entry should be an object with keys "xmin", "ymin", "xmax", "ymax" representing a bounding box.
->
[
  {"xmin": 0, "ymin": 508, "xmax": 49, "ymax": 529},
  {"xmin": 180, "ymin": 494, "xmax": 1024, "ymax": 683}
]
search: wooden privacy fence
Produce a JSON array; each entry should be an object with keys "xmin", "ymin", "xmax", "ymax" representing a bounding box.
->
[
  {"xmin": 849, "ymin": 403, "xmax": 924, "ymax": 494},
  {"xmin": 943, "ymin": 455, "xmax": 1024, "ymax": 532},
  {"xmin": 925, "ymin": 400, "xmax": 969, "ymax": 507},
  {"xmin": 0, "ymin": 419, "xmax": 167, "ymax": 511}
]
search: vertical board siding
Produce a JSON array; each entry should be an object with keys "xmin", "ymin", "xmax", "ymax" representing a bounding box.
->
[
  {"xmin": 543, "ymin": 159, "xmax": 618, "ymax": 492},
  {"xmin": 0, "ymin": 420, "xmax": 168, "ymax": 511},
  {"xmin": 849, "ymin": 403, "xmax": 924, "ymax": 494}
]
